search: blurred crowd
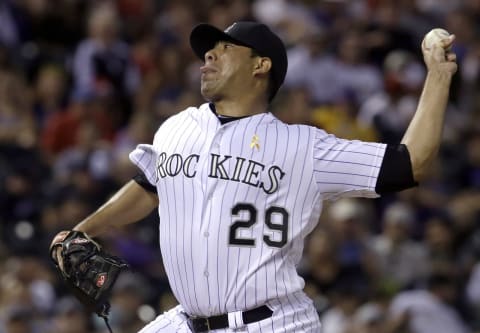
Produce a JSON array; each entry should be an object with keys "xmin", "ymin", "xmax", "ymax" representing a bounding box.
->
[{"xmin": 1, "ymin": 0, "xmax": 480, "ymax": 332}]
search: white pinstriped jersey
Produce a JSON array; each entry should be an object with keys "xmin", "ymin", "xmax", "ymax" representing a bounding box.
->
[{"xmin": 130, "ymin": 103, "xmax": 386, "ymax": 317}]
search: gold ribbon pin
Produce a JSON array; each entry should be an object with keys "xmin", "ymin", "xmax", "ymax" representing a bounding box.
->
[{"xmin": 250, "ymin": 134, "xmax": 260, "ymax": 150}]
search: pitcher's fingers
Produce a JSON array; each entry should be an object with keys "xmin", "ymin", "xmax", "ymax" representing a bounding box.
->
[
  {"xmin": 55, "ymin": 248, "xmax": 65, "ymax": 270},
  {"xmin": 441, "ymin": 34, "xmax": 455, "ymax": 49},
  {"xmin": 446, "ymin": 53, "xmax": 457, "ymax": 62},
  {"xmin": 50, "ymin": 230, "xmax": 69, "ymax": 247}
]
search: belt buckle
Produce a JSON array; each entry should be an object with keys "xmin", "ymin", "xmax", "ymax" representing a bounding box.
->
[{"xmin": 187, "ymin": 316, "xmax": 212, "ymax": 333}]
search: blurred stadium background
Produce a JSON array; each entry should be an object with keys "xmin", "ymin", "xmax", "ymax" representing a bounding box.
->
[{"xmin": 1, "ymin": 0, "xmax": 480, "ymax": 332}]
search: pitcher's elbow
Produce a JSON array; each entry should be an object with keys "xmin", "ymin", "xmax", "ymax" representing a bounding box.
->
[
  {"xmin": 410, "ymin": 153, "xmax": 438, "ymax": 182},
  {"xmin": 412, "ymin": 166, "xmax": 427, "ymax": 182}
]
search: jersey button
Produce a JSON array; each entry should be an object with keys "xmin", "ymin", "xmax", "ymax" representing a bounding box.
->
[
  {"xmin": 204, "ymin": 270, "xmax": 209, "ymax": 277},
  {"xmin": 204, "ymin": 231, "xmax": 209, "ymax": 237}
]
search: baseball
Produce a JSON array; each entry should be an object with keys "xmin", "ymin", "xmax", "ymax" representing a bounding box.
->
[{"xmin": 423, "ymin": 28, "xmax": 451, "ymax": 50}]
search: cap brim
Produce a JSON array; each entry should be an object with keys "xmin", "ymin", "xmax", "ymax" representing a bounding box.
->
[{"xmin": 190, "ymin": 24, "xmax": 247, "ymax": 60}]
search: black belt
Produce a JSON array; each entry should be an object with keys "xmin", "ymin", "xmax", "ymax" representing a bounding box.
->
[{"xmin": 185, "ymin": 305, "xmax": 273, "ymax": 332}]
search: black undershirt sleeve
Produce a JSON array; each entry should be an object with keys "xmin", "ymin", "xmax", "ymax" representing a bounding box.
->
[
  {"xmin": 132, "ymin": 172, "xmax": 157, "ymax": 194},
  {"xmin": 375, "ymin": 144, "xmax": 418, "ymax": 194}
]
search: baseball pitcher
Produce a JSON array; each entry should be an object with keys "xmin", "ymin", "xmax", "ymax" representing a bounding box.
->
[{"xmin": 50, "ymin": 21, "xmax": 457, "ymax": 332}]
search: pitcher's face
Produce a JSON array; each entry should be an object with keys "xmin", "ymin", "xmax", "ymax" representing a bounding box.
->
[{"xmin": 200, "ymin": 41, "xmax": 257, "ymax": 102}]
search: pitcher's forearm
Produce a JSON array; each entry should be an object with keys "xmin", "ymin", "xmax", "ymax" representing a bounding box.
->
[
  {"xmin": 401, "ymin": 70, "xmax": 453, "ymax": 180},
  {"xmin": 73, "ymin": 180, "xmax": 159, "ymax": 237}
]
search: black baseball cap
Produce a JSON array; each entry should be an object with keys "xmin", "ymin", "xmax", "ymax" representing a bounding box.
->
[{"xmin": 190, "ymin": 21, "xmax": 288, "ymax": 102}]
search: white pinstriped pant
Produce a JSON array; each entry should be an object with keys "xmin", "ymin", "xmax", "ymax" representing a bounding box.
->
[{"xmin": 137, "ymin": 292, "xmax": 321, "ymax": 333}]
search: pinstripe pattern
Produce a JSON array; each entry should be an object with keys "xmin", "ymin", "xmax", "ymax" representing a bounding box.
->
[{"xmin": 129, "ymin": 103, "xmax": 386, "ymax": 332}]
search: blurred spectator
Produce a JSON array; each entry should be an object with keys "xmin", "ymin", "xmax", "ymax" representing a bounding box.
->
[
  {"xmin": 444, "ymin": 9, "xmax": 476, "ymax": 65},
  {"xmin": 350, "ymin": 291, "xmax": 391, "ymax": 333},
  {"xmin": 73, "ymin": 2, "xmax": 139, "ymax": 96},
  {"xmin": 253, "ymin": 0, "xmax": 318, "ymax": 45},
  {"xmin": 274, "ymin": 86, "xmax": 313, "ymax": 125},
  {"xmin": 424, "ymin": 214, "xmax": 457, "ymax": 276},
  {"xmin": 326, "ymin": 198, "xmax": 379, "ymax": 280},
  {"xmin": 108, "ymin": 221, "xmax": 161, "ymax": 275},
  {"xmin": 33, "ymin": 64, "xmax": 67, "ymax": 130},
  {"xmin": 363, "ymin": 2, "xmax": 418, "ymax": 66},
  {"xmin": 370, "ymin": 202, "xmax": 428, "ymax": 289},
  {"xmin": 461, "ymin": 130, "xmax": 480, "ymax": 189},
  {"xmin": 41, "ymin": 90, "xmax": 115, "ymax": 157},
  {"xmin": 334, "ymin": 30, "xmax": 384, "ymax": 105},
  {"xmin": 415, "ymin": 0, "xmax": 463, "ymax": 19},
  {"xmin": 0, "ymin": 70, "xmax": 35, "ymax": 148},
  {"xmin": 1, "ymin": 305, "xmax": 34, "ymax": 333},
  {"xmin": 311, "ymin": 93, "xmax": 378, "ymax": 142},
  {"xmin": 116, "ymin": 0, "xmax": 157, "ymax": 41},
  {"xmin": 284, "ymin": 28, "xmax": 342, "ymax": 105},
  {"xmin": 359, "ymin": 50, "xmax": 425, "ymax": 143},
  {"xmin": 112, "ymin": 112, "xmax": 154, "ymax": 158},
  {"xmin": 0, "ymin": 0, "xmax": 23, "ymax": 48},
  {"xmin": 388, "ymin": 273, "xmax": 469, "ymax": 333},
  {"xmin": 0, "ymin": 146, "xmax": 48, "ymax": 255},
  {"xmin": 320, "ymin": 275, "xmax": 366, "ymax": 333},
  {"xmin": 302, "ymin": 228, "xmax": 341, "ymax": 312},
  {"xmin": 48, "ymin": 297, "xmax": 91, "ymax": 333},
  {"xmin": 72, "ymin": 2, "xmax": 140, "ymax": 125},
  {"xmin": 154, "ymin": 2, "xmax": 195, "ymax": 58},
  {"xmin": 110, "ymin": 111, "xmax": 155, "ymax": 183},
  {"xmin": 140, "ymin": 44, "xmax": 189, "ymax": 109},
  {"xmin": 53, "ymin": 120, "xmax": 112, "ymax": 183},
  {"xmin": 451, "ymin": 191, "xmax": 480, "ymax": 274},
  {"xmin": 0, "ymin": 257, "xmax": 55, "ymax": 314},
  {"xmin": 460, "ymin": 39, "xmax": 480, "ymax": 116}
]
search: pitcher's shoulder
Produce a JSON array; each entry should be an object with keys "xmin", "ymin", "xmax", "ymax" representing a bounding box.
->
[
  {"xmin": 273, "ymin": 120, "xmax": 330, "ymax": 138},
  {"xmin": 181, "ymin": 103, "xmax": 213, "ymax": 121}
]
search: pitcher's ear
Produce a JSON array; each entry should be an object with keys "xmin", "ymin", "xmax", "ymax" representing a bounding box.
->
[{"xmin": 253, "ymin": 57, "xmax": 272, "ymax": 75}]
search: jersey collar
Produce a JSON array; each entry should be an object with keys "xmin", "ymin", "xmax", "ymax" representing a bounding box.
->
[{"xmin": 206, "ymin": 103, "xmax": 276, "ymax": 126}]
